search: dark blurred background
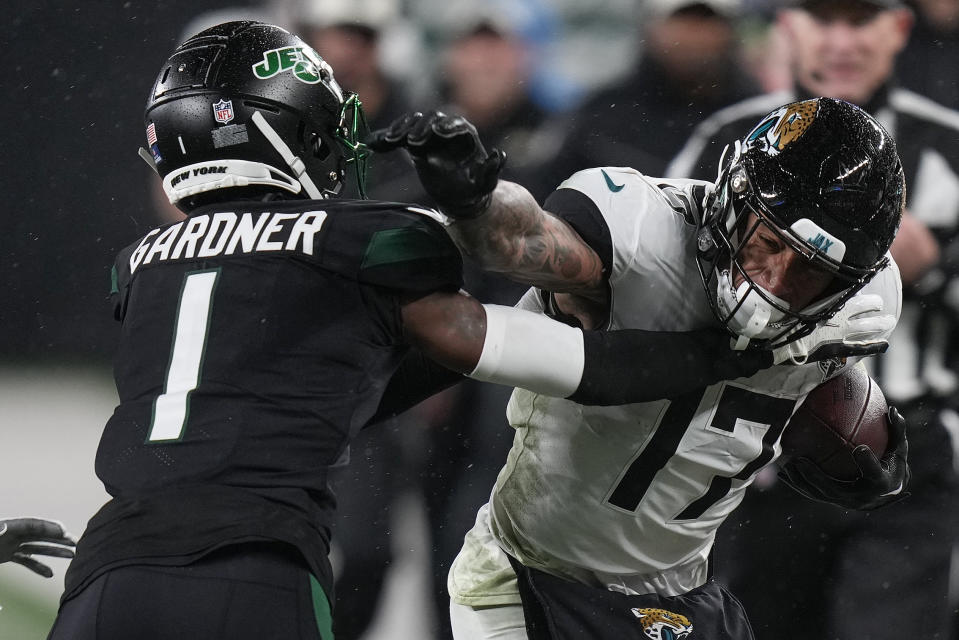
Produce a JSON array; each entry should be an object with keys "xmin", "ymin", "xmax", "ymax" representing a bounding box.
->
[{"xmin": 2, "ymin": 2, "xmax": 264, "ymax": 365}]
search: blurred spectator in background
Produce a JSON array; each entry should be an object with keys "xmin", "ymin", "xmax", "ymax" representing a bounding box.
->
[
  {"xmin": 669, "ymin": 0, "xmax": 959, "ymax": 637},
  {"xmin": 899, "ymin": 0, "xmax": 959, "ymax": 108},
  {"xmin": 406, "ymin": 0, "xmax": 575, "ymax": 113},
  {"xmin": 434, "ymin": 4, "xmax": 559, "ymax": 198},
  {"xmin": 293, "ymin": 0, "xmax": 426, "ymax": 203},
  {"xmin": 737, "ymin": 2, "xmax": 795, "ymax": 93},
  {"xmin": 539, "ymin": 0, "xmax": 759, "ymax": 195}
]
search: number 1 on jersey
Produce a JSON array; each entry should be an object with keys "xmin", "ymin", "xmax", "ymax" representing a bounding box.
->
[{"xmin": 148, "ymin": 269, "xmax": 220, "ymax": 442}]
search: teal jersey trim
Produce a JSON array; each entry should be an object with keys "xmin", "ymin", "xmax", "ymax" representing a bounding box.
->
[{"xmin": 601, "ymin": 169, "xmax": 625, "ymax": 193}]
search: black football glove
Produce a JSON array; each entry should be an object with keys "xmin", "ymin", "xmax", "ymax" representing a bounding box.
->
[
  {"xmin": 367, "ymin": 111, "xmax": 506, "ymax": 219},
  {"xmin": 778, "ymin": 406, "xmax": 911, "ymax": 510},
  {"xmin": 0, "ymin": 517, "xmax": 76, "ymax": 578}
]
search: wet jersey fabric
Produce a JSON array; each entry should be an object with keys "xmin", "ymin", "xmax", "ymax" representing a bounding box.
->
[
  {"xmin": 63, "ymin": 199, "xmax": 462, "ymax": 603},
  {"xmin": 449, "ymin": 167, "xmax": 901, "ymax": 605}
]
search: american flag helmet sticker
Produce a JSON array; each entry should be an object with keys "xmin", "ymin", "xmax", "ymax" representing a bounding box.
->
[{"xmin": 146, "ymin": 122, "xmax": 162, "ymax": 162}]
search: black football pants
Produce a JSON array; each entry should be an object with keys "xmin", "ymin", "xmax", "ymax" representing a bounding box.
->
[
  {"xmin": 46, "ymin": 542, "xmax": 333, "ymax": 640},
  {"xmin": 510, "ymin": 557, "xmax": 756, "ymax": 640}
]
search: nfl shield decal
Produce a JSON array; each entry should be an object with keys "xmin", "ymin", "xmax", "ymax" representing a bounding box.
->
[{"xmin": 213, "ymin": 99, "xmax": 235, "ymax": 124}]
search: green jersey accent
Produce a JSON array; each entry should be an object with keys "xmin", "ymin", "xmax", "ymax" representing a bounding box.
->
[
  {"xmin": 309, "ymin": 575, "xmax": 334, "ymax": 640},
  {"xmin": 361, "ymin": 226, "xmax": 458, "ymax": 269}
]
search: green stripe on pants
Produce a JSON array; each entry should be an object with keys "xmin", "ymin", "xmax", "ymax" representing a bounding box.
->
[{"xmin": 309, "ymin": 575, "xmax": 335, "ymax": 640}]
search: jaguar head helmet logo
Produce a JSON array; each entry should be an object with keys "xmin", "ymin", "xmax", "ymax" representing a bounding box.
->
[
  {"xmin": 631, "ymin": 607, "xmax": 694, "ymax": 640},
  {"xmin": 746, "ymin": 99, "xmax": 818, "ymax": 156}
]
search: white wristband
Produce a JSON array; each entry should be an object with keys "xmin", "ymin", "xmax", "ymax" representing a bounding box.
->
[{"xmin": 469, "ymin": 304, "xmax": 585, "ymax": 398}]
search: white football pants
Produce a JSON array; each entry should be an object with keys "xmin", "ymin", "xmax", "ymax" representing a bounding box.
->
[{"xmin": 449, "ymin": 601, "xmax": 528, "ymax": 639}]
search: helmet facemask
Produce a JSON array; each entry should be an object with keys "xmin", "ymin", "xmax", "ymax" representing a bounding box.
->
[
  {"xmin": 698, "ymin": 146, "xmax": 882, "ymax": 350},
  {"xmin": 334, "ymin": 93, "xmax": 371, "ymax": 199},
  {"xmin": 697, "ymin": 98, "xmax": 903, "ymax": 352}
]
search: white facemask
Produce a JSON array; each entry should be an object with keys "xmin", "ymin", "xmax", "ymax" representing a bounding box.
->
[{"xmin": 715, "ymin": 270, "xmax": 792, "ymax": 350}]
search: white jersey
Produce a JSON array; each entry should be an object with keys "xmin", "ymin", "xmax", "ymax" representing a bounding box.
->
[{"xmin": 450, "ymin": 167, "xmax": 902, "ymax": 605}]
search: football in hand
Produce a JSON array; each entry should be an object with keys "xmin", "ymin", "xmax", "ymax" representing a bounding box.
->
[{"xmin": 780, "ymin": 365, "xmax": 889, "ymax": 480}]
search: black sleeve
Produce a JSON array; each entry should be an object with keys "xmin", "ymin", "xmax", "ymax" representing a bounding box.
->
[
  {"xmin": 367, "ymin": 348, "xmax": 465, "ymax": 427},
  {"xmin": 568, "ymin": 328, "xmax": 774, "ymax": 406},
  {"xmin": 323, "ymin": 204, "xmax": 465, "ymax": 295},
  {"xmin": 543, "ymin": 187, "xmax": 613, "ymax": 274},
  {"xmin": 111, "ymin": 248, "xmax": 134, "ymax": 322}
]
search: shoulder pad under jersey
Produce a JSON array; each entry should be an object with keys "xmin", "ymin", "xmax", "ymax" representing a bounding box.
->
[
  {"xmin": 547, "ymin": 168, "xmax": 709, "ymax": 280},
  {"xmin": 322, "ymin": 200, "xmax": 463, "ymax": 295}
]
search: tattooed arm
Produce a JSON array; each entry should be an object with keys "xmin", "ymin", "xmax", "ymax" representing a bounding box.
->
[
  {"xmin": 367, "ymin": 111, "xmax": 608, "ymax": 322},
  {"xmin": 447, "ymin": 180, "xmax": 605, "ymax": 295}
]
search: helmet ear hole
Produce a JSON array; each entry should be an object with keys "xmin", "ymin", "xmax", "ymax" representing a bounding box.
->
[{"xmin": 311, "ymin": 133, "xmax": 331, "ymax": 162}]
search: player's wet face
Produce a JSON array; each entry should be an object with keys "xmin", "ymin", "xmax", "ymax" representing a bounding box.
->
[{"xmin": 731, "ymin": 213, "xmax": 835, "ymax": 311}]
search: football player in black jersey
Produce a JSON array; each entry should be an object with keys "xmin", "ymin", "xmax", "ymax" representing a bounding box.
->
[{"xmin": 45, "ymin": 23, "xmax": 897, "ymax": 640}]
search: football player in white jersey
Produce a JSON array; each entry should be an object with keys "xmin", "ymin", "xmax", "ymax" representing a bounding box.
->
[{"xmin": 370, "ymin": 97, "xmax": 910, "ymax": 638}]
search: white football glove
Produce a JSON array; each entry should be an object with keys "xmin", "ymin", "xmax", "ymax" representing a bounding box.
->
[{"xmin": 771, "ymin": 294, "xmax": 895, "ymax": 365}]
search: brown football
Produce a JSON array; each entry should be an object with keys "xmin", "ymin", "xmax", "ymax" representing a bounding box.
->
[{"xmin": 780, "ymin": 365, "xmax": 889, "ymax": 480}]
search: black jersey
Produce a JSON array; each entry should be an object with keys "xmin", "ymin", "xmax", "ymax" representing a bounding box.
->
[{"xmin": 62, "ymin": 199, "xmax": 462, "ymax": 602}]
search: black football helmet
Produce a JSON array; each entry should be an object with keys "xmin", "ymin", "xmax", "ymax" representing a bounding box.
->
[
  {"xmin": 698, "ymin": 97, "xmax": 905, "ymax": 349},
  {"xmin": 141, "ymin": 21, "xmax": 369, "ymax": 210}
]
